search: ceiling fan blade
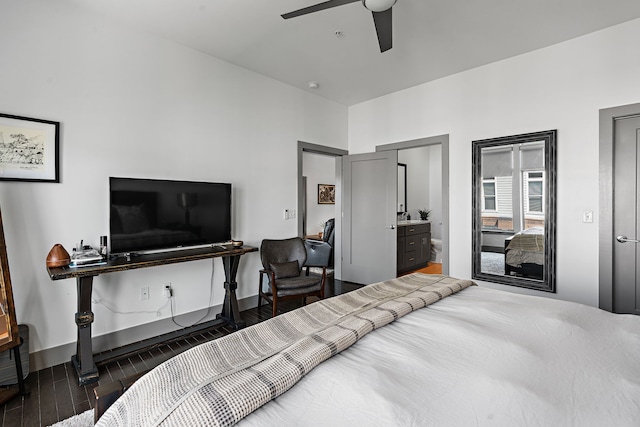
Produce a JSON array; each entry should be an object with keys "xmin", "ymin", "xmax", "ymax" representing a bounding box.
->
[
  {"xmin": 282, "ymin": 0, "xmax": 360, "ymax": 19},
  {"xmin": 372, "ymin": 8, "xmax": 392, "ymax": 52}
]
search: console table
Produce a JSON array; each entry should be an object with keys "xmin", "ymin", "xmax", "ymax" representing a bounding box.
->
[{"xmin": 47, "ymin": 245, "xmax": 257, "ymax": 386}]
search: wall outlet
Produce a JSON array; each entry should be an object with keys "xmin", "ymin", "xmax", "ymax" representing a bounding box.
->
[
  {"xmin": 140, "ymin": 286, "xmax": 150, "ymax": 301},
  {"xmin": 283, "ymin": 209, "xmax": 297, "ymax": 220},
  {"xmin": 163, "ymin": 284, "xmax": 172, "ymax": 298}
]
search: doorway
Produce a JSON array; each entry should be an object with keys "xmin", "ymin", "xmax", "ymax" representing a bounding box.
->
[
  {"xmin": 296, "ymin": 141, "xmax": 348, "ymax": 240},
  {"xmin": 599, "ymin": 102, "xmax": 640, "ymax": 314},
  {"xmin": 398, "ymin": 144, "xmax": 444, "ymax": 270},
  {"xmin": 297, "ymin": 135, "xmax": 450, "ymax": 283},
  {"xmin": 377, "ymin": 134, "xmax": 450, "ymax": 276}
]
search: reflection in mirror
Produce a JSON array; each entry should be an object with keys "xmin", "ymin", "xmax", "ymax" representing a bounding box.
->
[
  {"xmin": 0, "ymin": 208, "xmax": 18, "ymax": 352},
  {"xmin": 0, "ymin": 207, "xmax": 26, "ymax": 404},
  {"xmin": 472, "ymin": 130, "xmax": 556, "ymax": 292},
  {"xmin": 0, "ymin": 285, "xmax": 9, "ymax": 343},
  {"xmin": 397, "ymin": 163, "xmax": 407, "ymax": 214}
]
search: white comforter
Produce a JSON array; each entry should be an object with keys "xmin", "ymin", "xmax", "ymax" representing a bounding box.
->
[{"xmin": 239, "ymin": 286, "xmax": 640, "ymax": 427}]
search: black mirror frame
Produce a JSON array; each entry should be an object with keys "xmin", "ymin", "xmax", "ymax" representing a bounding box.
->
[
  {"xmin": 472, "ymin": 130, "xmax": 557, "ymax": 292},
  {"xmin": 397, "ymin": 163, "xmax": 407, "ymax": 214}
]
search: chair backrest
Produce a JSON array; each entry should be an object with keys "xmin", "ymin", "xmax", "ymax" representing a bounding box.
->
[
  {"xmin": 323, "ymin": 218, "xmax": 335, "ymax": 245},
  {"xmin": 260, "ymin": 237, "xmax": 307, "ymax": 272}
]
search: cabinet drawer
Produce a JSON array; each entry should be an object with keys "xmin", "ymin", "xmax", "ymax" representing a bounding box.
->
[
  {"xmin": 405, "ymin": 234, "xmax": 421, "ymax": 251},
  {"xmin": 404, "ymin": 250, "xmax": 417, "ymax": 266},
  {"xmin": 404, "ymin": 223, "xmax": 431, "ymax": 235}
]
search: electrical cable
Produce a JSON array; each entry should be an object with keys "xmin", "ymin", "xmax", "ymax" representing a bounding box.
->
[
  {"xmin": 170, "ymin": 258, "xmax": 216, "ymax": 328},
  {"xmin": 92, "ymin": 295, "xmax": 170, "ymax": 317},
  {"xmin": 91, "ymin": 258, "xmax": 217, "ymax": 324}
]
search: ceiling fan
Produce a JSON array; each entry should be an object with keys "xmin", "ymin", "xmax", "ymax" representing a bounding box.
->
[{"xmin": 281, "ymin": 0, "xmax": 398, "ymax": 52}]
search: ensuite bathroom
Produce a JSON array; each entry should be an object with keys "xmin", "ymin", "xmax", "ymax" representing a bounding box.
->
[{"xmin": 397, "ymin": 145, "xmax": 443, "ymax": 265}]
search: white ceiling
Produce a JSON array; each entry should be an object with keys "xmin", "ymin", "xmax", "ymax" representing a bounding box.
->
[{"xmin": 63, "ymin": 0, "xmax": 640, "ymax": 106}]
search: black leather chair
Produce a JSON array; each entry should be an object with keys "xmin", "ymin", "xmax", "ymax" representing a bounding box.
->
[
  {"xmin": 304, "ymin": 218, "xmax": 335, "ymax": 269},
  {"xmin": 259, "ymin": 237, "xmax": 326, "ymax": 317}
]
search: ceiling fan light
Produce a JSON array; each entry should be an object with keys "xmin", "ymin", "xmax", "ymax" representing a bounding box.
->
[{"xmin": 362, "ymin": 0, "xmax": 397, "ymax": 13}]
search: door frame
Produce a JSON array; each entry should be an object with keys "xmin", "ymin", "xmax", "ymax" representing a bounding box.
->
[
  {"xmin": 297, "ymin": 141, "xmax": 349, "ymax": 274},
  {"xmin": 599, "ymin": 102, "xmax": 640, "ymax": 311},
  {"xmin": 376, "ymin": 134, "xmax": 450, "ymax": 275}
]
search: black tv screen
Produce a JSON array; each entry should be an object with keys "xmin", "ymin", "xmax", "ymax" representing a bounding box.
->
[{"xmin": 109, "ymin": 177, "xmax": 231, "ymax": 254}]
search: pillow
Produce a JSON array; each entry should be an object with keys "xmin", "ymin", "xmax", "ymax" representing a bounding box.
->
[
  {"xmin": 269, "ymin": 261, "xmax": 300, "ymax": 279},
  {"xmin": 113, "ymin": 204, "xmax": 150, "ymax": 234}
]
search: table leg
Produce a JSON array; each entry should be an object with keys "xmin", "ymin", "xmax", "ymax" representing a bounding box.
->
[
  {"xmin": 13, "ymin": 338, "xmax": 28, "ymax": 396},
  {"xmin": 0, "ymin": 337, "xmax": 30, "ymax": 406},
  {"xmin": 72, "ymin": 275, "xmax": 99, "ymax": 386},
  {"xmin": 216, "ymin": 255, "xmax": 246, "ymax": 330}
]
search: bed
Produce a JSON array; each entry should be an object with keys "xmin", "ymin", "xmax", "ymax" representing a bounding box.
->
[
  {"xmin": 504, "ymin": 226, "xmax": 544, "ymax": 279},
  {"xmin": 96, "ymin": 273, "xmax": 640, "ymax": 426}
]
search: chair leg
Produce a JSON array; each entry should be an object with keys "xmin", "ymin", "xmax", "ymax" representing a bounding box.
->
[
  {"xmin": 258, "ymin": 293, "xmax": 262, "ymax": 310},
  {"xmin": 272, "ymin": 296, "xmax": 278, "ymax": 317},
  {"xmin": 320, "ymin": 267, "xmax": 327, "ymax": 300},
  {"xmin": 258, "ymin": 273, "xmax": 263, "ymax": 310}
]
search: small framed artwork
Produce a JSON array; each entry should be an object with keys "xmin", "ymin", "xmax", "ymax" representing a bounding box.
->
[
  {"xmin": 0, "ymin": 113, "xmax": 60, "ymax": 182},
  {"xmin": 318, "ymin": 184, "xmax": 335, "ymax": 204}
]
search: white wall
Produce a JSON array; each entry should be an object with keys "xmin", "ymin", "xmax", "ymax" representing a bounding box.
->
[
  {"xmin": 303, "ymin": 152, "xmax": 337, "ymax": 235},
  {"xmin": 349, "ymin": 17, "xmax": 640, "ymax": 307},
  {"xmin": 0, "ymin": 0, "xmax": 347, "ymax": 360}
]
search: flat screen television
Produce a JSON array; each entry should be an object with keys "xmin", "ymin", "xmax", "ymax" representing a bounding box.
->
[{"xmin": 109, "ymin": 177, "xmax": 232, "ymax": 255}]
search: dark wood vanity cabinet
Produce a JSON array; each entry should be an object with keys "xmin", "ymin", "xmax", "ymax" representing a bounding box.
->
[{"xmin": 397, "ymin": 222, "xmax": 431, "ymax": 274}]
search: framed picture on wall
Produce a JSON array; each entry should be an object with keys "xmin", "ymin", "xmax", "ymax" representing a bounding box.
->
[
  {"xmin": 0, "ymin": 113, "xmax": 60, "ymax": 182},
  {"xmin": 318, "ymin": 184, "xmax": 335, "ymax": 204}
]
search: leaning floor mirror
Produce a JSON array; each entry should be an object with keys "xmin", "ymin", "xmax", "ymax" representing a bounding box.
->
[
  {"xmin": 472, "ymin": 130, "xmax": 557, "ymax": 292},
  {"xmin": 0, "ymin": 207, "xmax": 26, "ymax": 404},
  {"xmin": 0, "ymin": 208, "xmax": 19, "ymax": 351}
]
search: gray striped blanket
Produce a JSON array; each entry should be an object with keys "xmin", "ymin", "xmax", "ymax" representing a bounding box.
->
[{"xmin": 97, "ymin": 273, "xmax": 475, "ymax": 426}]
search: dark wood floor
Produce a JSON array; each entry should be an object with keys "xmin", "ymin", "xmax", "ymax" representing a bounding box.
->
[{"xmin": 0, "ymin": 278, "xmax": 363, "ymax": 427}]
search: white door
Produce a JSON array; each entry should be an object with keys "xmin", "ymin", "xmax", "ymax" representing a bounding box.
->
[
  {"xmin": 613, "ymin": 114, "xmax": 640, "ymax": 314},
  {"xmin": 341, "ymin": 151, "xmax": 398, "ymax": 284}
]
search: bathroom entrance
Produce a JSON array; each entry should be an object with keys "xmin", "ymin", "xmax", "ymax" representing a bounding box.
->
[
  {"xmin": 377, "ymin": 134, "xmax": 449, "ymax": 276},
  {"xmin": 397, "ymin": 144, "xmax": 444, "ymax": 269}
]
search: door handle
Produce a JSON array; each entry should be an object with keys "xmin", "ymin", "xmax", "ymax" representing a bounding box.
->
[
  {"xmin": 616, "ymin": 235, "xmax": 640, "ymax": 243},
  {"xmin": 389, "ymin": 225, "xmax": 396, "ymax": 229}
]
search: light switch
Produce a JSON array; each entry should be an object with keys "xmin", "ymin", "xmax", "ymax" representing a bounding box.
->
[{"xmin": 583, "ymin": 210, "xmax": 593, "ymax": 223}]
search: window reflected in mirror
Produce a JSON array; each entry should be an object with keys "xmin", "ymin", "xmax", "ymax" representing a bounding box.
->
[{"xmin": 472, "ymin": 130, "xmax": 556, "ymax": 292}]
